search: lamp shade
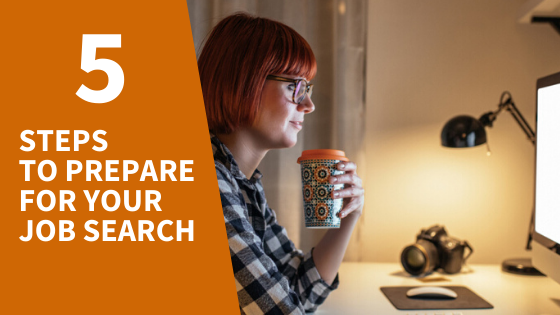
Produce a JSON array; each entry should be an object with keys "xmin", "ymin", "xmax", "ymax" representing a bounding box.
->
[{"xmin": 441, "ymin": 115, "xmax": 487, "ymax": 148}]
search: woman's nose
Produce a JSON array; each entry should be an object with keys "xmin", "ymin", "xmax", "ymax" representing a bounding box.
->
[{"xmin": 298, "ymin": 95, "xmax": 315, "ymax": 114}]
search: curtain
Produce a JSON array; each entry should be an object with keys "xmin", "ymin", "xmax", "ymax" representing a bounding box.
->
[{"xmin": 187, "ymin": 0, "xmax": 367, "ymax": 261}]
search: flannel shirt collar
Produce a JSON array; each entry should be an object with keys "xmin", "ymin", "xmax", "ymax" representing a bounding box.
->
[{"xmin": 210, "ymin": 133, "xmax": 263, "ymax": 183}]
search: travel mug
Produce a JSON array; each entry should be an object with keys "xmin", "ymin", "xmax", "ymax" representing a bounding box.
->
[{"xmin": 297, "ymin": 149, "xmax": 348, "ymax": 228}]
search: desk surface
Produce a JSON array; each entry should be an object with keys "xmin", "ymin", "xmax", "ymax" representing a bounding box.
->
[{"xmin": 317, "ymin": 262, "xmax": 560, "ymax": 315}]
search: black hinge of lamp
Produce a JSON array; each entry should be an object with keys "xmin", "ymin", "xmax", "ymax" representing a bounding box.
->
[
  {"xmin": 531, "ymin": 16, "xmax": 560, "ymax": 36},
  {"xmin": 478, "ymin": 91, "xmax": 536, "ymax": 145}
]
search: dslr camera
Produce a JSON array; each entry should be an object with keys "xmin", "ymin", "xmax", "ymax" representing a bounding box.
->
[{"xmin": 401, "ymin": 225, "xmax": 473, "ymax": 276}]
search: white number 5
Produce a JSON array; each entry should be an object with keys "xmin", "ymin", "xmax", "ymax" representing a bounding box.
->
[{"xmin": 76, "ymin": 34, "xmax": 124, "ymax": 104}]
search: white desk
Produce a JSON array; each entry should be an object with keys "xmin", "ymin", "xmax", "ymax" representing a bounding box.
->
[{"xmin": 317, "ymin": 263, "xmax": 560, "ymax": 315}]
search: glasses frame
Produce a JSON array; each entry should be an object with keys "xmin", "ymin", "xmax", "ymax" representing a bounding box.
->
[{"xmin": 266, "ymin": 75, "xmax": 313, "ymax": 104}]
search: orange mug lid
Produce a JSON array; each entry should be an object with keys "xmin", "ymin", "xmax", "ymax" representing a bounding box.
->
[{"xmin": 297, "ymin": 149, "xmax": 349, "ymax": 163}]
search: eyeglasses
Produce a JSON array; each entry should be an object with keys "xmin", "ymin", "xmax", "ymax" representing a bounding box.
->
[{"xmin": 266, "ymin": 75, "xmax": 313, "ymax": 104}]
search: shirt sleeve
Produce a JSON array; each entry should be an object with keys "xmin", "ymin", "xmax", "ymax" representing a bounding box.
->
[
  {"xmin": 216, "ymin": 164, "xmax": 338, "ymax": 315},
  {"xmin": 262, "ymin": 205, "xmax": 339, "ymax": 312}
]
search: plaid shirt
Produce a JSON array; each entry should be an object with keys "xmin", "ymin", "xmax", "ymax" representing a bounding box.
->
[{"xmin": 212, "ymin": 134, "xmax": 339, "ymax": 314}]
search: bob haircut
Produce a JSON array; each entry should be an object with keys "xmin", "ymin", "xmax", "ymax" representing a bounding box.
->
[{"xmin": 198, "ymin": 13, "xmax": 317, "ymax": 134}]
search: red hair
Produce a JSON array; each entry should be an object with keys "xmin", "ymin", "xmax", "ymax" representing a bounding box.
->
[{"xmin": 197, "ymin": 13, "xmax": 317, "ymax": 134}]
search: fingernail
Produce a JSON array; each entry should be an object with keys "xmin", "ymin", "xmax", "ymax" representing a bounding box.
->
[
  {"xmin": 333, "ymin": 192, "xmax": 339, "ymax": 198},
  {"xmin": 340, "ymin": 164, "xmax": 345, "ymax": 169},
  {"xmin": 337, "ymin": 212, "xmax": 342, "ymax": 218},
  {"xmin": 340, "ymin": 211, "xmax": 346, "ymax": 218},
  {"xmin": 331, "ymin": 177, "xmax": 337, "ymax": 183}
]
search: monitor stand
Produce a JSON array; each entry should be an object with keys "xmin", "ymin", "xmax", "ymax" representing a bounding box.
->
[{"xmin": 502, "ymin": 258, "xmax": 544, "ymax": 276}]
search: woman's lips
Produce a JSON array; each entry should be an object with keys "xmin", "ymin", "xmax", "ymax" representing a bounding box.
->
[{"xmin": 290, "ymin": 121, "xmax": 303, "ymax": 130}]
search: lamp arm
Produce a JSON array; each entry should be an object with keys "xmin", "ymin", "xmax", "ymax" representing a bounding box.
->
[
  {"xmin": 485, "ymin": 92, "xmax": 537, "ymax": 251},
  {"xmin": 503, "ymin": 99, "xmax": 536, "ymax": 145},
  {"xmin": 505, "ymin": 99, "xmax": 537, "ymax": 251},
  {"xmin": 527, "ymin": 206, "xmax": 535, "ymax": 250},
  {"xmin": 499, "ymin": 93, "xmax": 537, "ymax": 250},
  {"xmin": 483, "ymin": 91, "xmax": 536, "ymax": 146}
]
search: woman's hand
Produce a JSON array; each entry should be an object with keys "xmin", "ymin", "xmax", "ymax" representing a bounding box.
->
[
  {"xmin": 314, "ymin": 161, "xmax": 364, "ymax": 285},
  {"xmin": 330, "ymin": 161, "xmax": 364, "ymax": 219}
]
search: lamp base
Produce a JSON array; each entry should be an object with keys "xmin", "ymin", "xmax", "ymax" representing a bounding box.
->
[{"xmin": 501, "ymin": 258, "xmax": 544, "ymax": 276}]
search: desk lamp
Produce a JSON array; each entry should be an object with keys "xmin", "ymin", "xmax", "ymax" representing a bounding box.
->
[{"xmin": 440, "ymin": 91, "xmax": 543, "ymax": 276}]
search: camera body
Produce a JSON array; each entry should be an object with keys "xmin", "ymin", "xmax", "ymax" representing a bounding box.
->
[{"xmin": 401, "ymin": 225, "xmax": 473, "ymax": 276}]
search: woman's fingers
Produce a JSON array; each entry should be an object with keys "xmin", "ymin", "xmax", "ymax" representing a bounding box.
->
[
  {"xmin": 331, "ymin": 161, "xmax": 360, "ymax": 186},
  {"xmin": 332, "ymin": 186, "xmax": 364, "ymax": 199},
  {"xmin": 329, "ymin": 173, "xmax": 362, "ymax": 187},
  {"xmin": 337, "ymin": 161, "xmax": 357, "ymax": 173},
  {"xmin": 331, "ymin": 160, "xmax": 365, "ymax": 219},
  {"xmin": 338, "ymin": 197, "xmax": 364, "ymax": 218}
]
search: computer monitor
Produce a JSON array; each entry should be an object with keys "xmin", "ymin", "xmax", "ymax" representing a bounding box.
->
[{"xmin": 533, "ymin": 71, "xmax": 560, "ymax": 284}]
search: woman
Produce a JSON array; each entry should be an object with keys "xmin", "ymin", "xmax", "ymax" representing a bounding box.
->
[{"xmin": 198, "ymin": 13, "xmax": 364, "ymax": 314}]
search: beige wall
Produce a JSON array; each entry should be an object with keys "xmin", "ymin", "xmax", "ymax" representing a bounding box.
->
[{"xmin": 364, "ymin": 0, "xmax": 560, "ymax": 263}]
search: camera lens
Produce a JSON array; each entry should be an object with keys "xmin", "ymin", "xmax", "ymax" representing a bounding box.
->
[
  {"xmin": 401, "ymin": 239, "xmax": 440, "ymax": 276},
  {"xmin": 405, "ymin": 247, "xmax": 425, "ymax": 268}
]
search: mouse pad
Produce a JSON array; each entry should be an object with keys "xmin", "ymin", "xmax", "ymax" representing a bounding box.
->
[{"xmin": 380, "ymin": 286, "xmax": 493, "ymax": 310}]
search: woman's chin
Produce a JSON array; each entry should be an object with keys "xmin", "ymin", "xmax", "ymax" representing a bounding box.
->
[
  {"xmin": 260, "ymin": 131, "xmax": 299, "ymax": 149},
  {"xmin": 285, "ymin": 139, "xmax": 297, "ymax": 148},
  {"xmin": 276, "ymin": 136, "xmax": 298, "ymax": 149}
]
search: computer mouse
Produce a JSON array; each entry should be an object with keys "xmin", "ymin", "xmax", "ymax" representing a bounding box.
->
[{"xmin": 406, "ymin": 286, "xmax": 458, "ymax": 299}]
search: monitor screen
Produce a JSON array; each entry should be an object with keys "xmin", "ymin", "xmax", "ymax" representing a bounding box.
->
[
  {"xmin": 533, "ymin": 71, "xmax": 560, "ymax": 284},
  {"xmin": 535, "ymin": 83, "xmax": 560, "ymax": 244}
]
